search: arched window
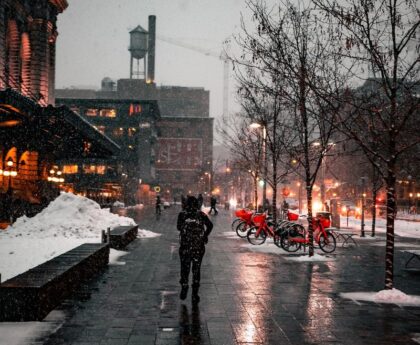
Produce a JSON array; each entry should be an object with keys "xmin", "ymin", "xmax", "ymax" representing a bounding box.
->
[
  {"xmin": 20, "ymin": 33, "xmax": 31, "ymax": 97},
  {"xmin": 6, "ymin": 20, "xmax": 21, "ymax": 90}
]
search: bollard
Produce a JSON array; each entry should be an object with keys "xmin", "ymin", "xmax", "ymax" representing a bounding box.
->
[
  {"xmin": 101, "ymin": 230, "xmax": 106, "ymax": 243},
  {"xmin": 107, "ymin": 227, "xmax": 111, "ymax": 244}
]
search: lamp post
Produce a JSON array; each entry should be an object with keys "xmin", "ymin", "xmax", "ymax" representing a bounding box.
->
[
  {"xmin": 204, "ymin": 172, "xmax": 211, "ymax": 195},
  {"xmin": 297, "ymin": 181, "xmax": 302, "ymax": 214},
  {"xmin": 250, "ymin": 122, "xmax": 267, "ymax": 211}
]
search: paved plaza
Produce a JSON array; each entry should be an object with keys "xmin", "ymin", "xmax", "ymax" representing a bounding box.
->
[{"xmin": 35, "ymin": 207, "xmax": 420, "ymax": 345}]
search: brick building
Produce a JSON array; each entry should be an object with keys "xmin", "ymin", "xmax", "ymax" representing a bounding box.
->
[
  {"xmin": 0, "ymin": 0, "xmax": 119, "ymax": 222},
  {"xmin": 56, "ymin": 79, "xmax": 214, "ymax": 203}
]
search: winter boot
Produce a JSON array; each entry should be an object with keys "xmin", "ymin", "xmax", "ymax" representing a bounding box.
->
[
  {"xmin": 180, "ymin": 285, "xmax": 189, "ymax": 300},
  {"xmin": 192, "ymin": 285, "xmax": 200, "ymax": 304}
]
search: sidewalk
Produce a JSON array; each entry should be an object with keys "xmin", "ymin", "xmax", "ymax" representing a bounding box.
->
[{"xmin": 33, "ymin": 207, "xmax": 420, "ymax": 345}]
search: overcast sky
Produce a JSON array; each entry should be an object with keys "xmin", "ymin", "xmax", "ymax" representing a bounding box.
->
[{"xmin": 56, "ymin": 0, "xmax": 254, "ymax": 121}]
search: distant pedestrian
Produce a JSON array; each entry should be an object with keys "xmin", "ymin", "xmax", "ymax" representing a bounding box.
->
[
  {"xmin": 177, "ymin": 196, "xmax": 213, "ymax": 304},
  {"xmin": 155, "ymin": 195, "xmax": 162, "ymax": 216},
  {"xmin": 209, "ymin": 195, "xmax": 218, "ymax": 215},
  {"xmin": 197, "ymin": 193, "xmax": 204, "ymax": 209},
  {"xmin": 181, "ymin": 194, "xmax": 187, "ymax": 210}
]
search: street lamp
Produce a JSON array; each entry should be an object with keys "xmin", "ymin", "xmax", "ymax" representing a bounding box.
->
[
  {"xmin": 250, "ymin": 122, "xmax": 267, "ymax": 211},
  {"xmin": 204, "ymin": 172, "xmax": 211, "ymax": 195}
]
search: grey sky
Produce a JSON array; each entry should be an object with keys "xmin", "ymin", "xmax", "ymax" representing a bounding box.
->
[{"xmin": 56, "ymin": 0, "xmax": 250, "ymax": 119}]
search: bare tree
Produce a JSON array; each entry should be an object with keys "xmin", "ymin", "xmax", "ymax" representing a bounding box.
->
[
  {"xmin": 218, "ymin": 112, "xmax": 263, "ymax": 210},
  {"xmin": 313, "ymin": 0, "xmax": 420, "ymax": 289},
  {"xmin": 231, "ymin": 0, "xmax": 344, "ymax": 255}
]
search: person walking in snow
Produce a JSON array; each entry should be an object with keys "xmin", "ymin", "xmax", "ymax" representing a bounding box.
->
[
  {"xmin": 197, "ymin": 193, "xmax": 204, "ymax": 209},
  {"xmin": 209, "ymin": 195, "xmax": 218, "ymax": 215},
  {"xmin": 155, "ymin": 195, "xmax": 162, "ymax": 216},
  {"xmin": 177, "ymin": 196, "xmax": 213, "ymax": 304}
]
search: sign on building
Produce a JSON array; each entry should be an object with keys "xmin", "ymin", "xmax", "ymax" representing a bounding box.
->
[{"xmin": 156, "ymin": 138, "xmax": 202, "ymax": 171}]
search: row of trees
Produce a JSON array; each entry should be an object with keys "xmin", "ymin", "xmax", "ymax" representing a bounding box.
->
[{"xmin": 221, "ymin": 0, "xmax": 419, "ymax": 290}]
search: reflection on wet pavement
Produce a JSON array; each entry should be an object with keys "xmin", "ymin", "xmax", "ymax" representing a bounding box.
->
[{"xmin": 38, "ymin": 207, "xmax": 420, "ymax": 345}]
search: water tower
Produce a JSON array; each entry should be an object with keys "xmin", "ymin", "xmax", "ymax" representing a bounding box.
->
[{"xmin": 128, "ymin": 15, "xmax": 156, "ymax": 82}]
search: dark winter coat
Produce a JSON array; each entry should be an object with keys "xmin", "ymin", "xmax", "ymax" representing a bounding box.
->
[{"xmin": 177, "ymin": 209, "xmax": 213, "ymax": 257}]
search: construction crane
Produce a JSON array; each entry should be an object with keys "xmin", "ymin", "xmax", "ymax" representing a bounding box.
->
[{"xmin": 157, "ymin": 34, "xmax": 230, "ymax": 117}]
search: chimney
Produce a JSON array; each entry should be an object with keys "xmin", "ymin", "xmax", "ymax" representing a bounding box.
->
[{"xmin": 147, "ymin": 15, "xmax": 156, "ymax": 83}]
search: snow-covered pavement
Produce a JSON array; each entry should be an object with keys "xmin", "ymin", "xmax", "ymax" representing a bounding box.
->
[
  {"xmin": 341, "ymin": 215, "xmax": 420, "ymax": 238},
  {"xmin": 0, "ymin": 192, "xmax": 159, "ymax": 282}
]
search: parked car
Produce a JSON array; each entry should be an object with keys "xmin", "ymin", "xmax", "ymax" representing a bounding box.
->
[{"xmin": 163, "ymin": 201, "xmax": 171, "ymax": 209}]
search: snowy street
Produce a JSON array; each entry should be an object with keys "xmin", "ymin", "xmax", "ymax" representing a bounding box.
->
[{"xmin": 1, "ymin": 205, "xmax": 419, "ymax": 345}]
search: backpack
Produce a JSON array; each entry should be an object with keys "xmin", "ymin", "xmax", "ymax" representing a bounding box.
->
[{"xmin": 180, "ymin": 211, "xmax": 205, "ymax": 248}]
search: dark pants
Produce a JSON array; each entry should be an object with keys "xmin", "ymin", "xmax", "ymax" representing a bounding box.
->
[
  {"xmin": 179, "ymin": 246, "xmax": 205, "ymax": 288},
  {"xmin": 209, "ymin": 205, "xmax": 218, "ymax": 214}
]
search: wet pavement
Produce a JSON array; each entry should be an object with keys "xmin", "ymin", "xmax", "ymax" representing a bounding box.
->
[{"xmin": 38, "ymin": 207, "xmax": 420, "ymax": 345}]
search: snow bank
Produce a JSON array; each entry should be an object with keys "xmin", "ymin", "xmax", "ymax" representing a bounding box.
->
[
  {"xmin": 5, "ymin": 192, "xmax": 135, "ymax": 239},
  {"xmin": 341, "ymin": 288, "xmax": 420, "ymax": 306}
]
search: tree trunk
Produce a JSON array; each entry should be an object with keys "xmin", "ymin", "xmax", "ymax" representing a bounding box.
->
[
  {"xmin": 272, "ymin": 167, "xmax": 277, "ymax": 223},
  {"xmin": 371, "ymin": 185, "xmax": 377, "ymax": 237},
  {"xmin": 306, "ymin": 182, "xmax": 314, "ymax": 257},
  {"xmin": 384, "ymin": 161, "xmax": 396, "ymax": 290},
  {"xmin": 253, "ymin": 176, "xmax": 258, "ymax": 211}
]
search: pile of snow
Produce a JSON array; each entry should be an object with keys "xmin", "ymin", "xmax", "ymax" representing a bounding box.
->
[
  {"xmin": 113, "ymin": 201, "xmax": 125, "ymax": 208},
  {"xmin": 5, "ymin": 192, "xmax": 135, "ymax": 239},
  {"xmin": 341, "ymin": 288, "xmax": 420, "ymax": 306}
]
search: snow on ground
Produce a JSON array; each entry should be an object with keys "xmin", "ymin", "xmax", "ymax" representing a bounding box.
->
[
  {"xmin": 5, "ymin": 192, "xmax": 135, "ymax": 239},
  {"xmin": 241, "ymin": 241, "xmax": 290, "ymax": 255},
  {"xmin": 109, "ymin": 249, "xmax": 128, "ymax": 266},
  {"xmin": 0, "ymin": 192, "xmax": 159, "ymax": 281},
  {"xmin": 413, "ymin": 334, "xmax": 420, "ymax": 344},
  {"xmin": 138, "ymin": 229, "xmax": 161, "ymax": 238},
  {"xmin": 285, "ymin": 253, "xmax": 335, "ymax": 262},
  {"xmin": 0, "ymin": 311, "xmax": 65, "ymax": 345},
  {"xmin": 341, "ymin": 288, "xmax": 420, "ymax": 306},
  {"xmin": 341, "ymin": 216, "xmax": 420, "ymax": 239},
  {"xmin": 220, "ymin": 231, "xmax": 240, "ymax": 239}
]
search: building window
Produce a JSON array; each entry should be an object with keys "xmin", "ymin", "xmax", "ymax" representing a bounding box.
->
[
  {"xmin": 99, "ymin": 108, "xmax": 116, "ymax": 118},
  {"xmin": 113, "ymin": 127, "xmax": 124, "ymax": 137},
  {"xmin": 85, "ymin": 108, "xmax": 98, "ymax": 117},
  {"xmin": 62, "ymin": 165, "xmax": 78, "ymax": 174},
  {"xmin": 129, "ymin": 104, "xmax": 142, "ymax": 115},
  {"xmin": 83, "ymin": 165, "xmax": 106, "ymax": 174}
]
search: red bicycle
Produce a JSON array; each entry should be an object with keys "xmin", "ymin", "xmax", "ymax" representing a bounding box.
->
[
  {"xmin": 246, "ymin": 213, "xmax": 281, "ymax": 246},
  {"xmin": 281, "ymin": 214, "xmax": 336, "ymax": 253},
  {"xmin": 234, "ymin": 209, "xmax": 256, "ymax": 238}
]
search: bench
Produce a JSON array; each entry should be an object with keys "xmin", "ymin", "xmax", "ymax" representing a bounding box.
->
[
  {"xmin": 0, "ymin": 243, "xmax": 109, "ymax": 321},
  {"xmin": 403, "ymin": 250, "xmax": 420, "ymax": 270},
  {"xmin": 327, "ymin": 228, "xmax": 358, "ymax": 247},
  {"xmin": 105, "ymin": 225, "xmax": 138, "ymax": 250}
]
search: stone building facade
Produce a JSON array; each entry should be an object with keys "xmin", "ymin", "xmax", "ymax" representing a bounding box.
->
[{"xmin": 0, "ymin": 0, "xmax": 67, "ymax": 105}]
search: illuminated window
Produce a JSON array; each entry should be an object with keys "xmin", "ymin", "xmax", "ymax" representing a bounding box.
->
[
  {"xmin": 62, "ymin": 165, "xmax": 78, "ymax": 174},
  {"xmin": 99, "ymin": 108, "xmax": 116, "ymax": 118},
  {"xmin": 83, "ymin": 165, "xmax": 96, "ymax": 174},
  {"xmin": 113, "ymin": 127, "xmax": 124, "ymax": 137},
  {"xmin": 129, "ymin": 103, "xmax": 142, "ymax": 115},
  {"xmin": 128, "ymin": 127, "xmax": 137, "ymax": 136},
  {"xmin": 83, "ymin": 165, "xmax": 106, "ymax": 174},
  {"xmin": 95, "ymin": 125, "xmax": 106, "ymax": 135},
  {"xmin": 85, "ymin": 108, "xmax": 98, "ymax": 117}
]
